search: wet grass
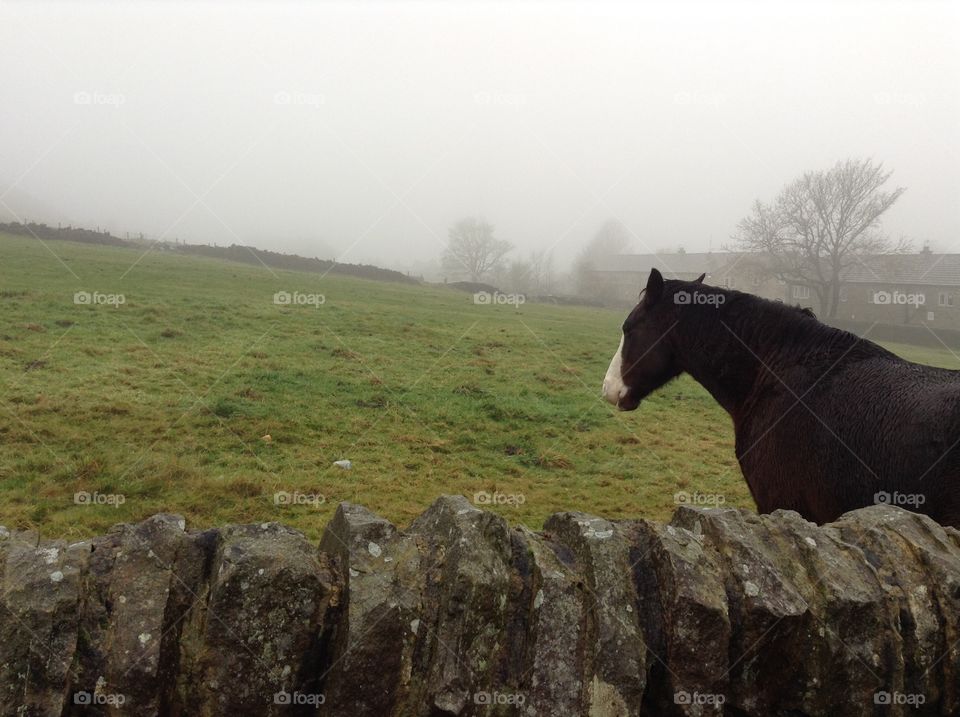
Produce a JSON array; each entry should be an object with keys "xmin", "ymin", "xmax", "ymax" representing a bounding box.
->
[{"xmin": 1, "ymin": 233, "xmax": 956, "ymax": 541}]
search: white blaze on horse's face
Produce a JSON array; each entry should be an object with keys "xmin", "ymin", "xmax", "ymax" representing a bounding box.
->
[{"xmin": 602, "ymin": 333, "xmax": 629, "ymax": 406}]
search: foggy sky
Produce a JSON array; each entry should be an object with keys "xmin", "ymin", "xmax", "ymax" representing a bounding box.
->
[{"xmin": 1, "ymin": 0, "xmax": 958, "ymax": 274}]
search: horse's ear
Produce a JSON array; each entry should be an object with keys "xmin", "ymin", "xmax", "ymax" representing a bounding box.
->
[
  {"xmin": 643, "ymin": 268, "xmax": 664, "ymax": 305},
  {"xmin": 695, "ymin": 273, "xmax": 706, "ymax": 284}
]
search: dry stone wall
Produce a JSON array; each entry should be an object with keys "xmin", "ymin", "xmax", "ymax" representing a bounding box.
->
[{"xmin": 1, "ymin": 497, "xmax": 958, "ymax": 716}]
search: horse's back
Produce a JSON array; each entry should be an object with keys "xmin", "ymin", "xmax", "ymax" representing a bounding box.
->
[{"xmin": 737, "ymin": 355, "xmax": 960, "ymax": 527}]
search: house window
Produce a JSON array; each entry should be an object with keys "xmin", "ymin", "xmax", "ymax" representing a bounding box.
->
[
  {"xmin": 938, "ymin": 292, "xmax": 955, "ymax": 307},
  {"xmin": 791, "ymin": 285, "xmax": 811, "ymax": 300},
  {"xmin": 839, "ymin": 286, "xmax": 849, "ymax": 303}
]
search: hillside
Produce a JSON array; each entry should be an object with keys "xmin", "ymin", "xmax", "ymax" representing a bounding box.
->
[
  {"xmin": 0, "ymin": 222, "xmax": 417, "ymax": 284},
  {"xmin": 2, "ymin": 232, "xmax": 955, "ymax": 540}
]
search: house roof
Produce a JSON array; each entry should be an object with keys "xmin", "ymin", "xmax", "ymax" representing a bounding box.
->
[
  {"xmin": 592, "ymin": 251, "xmax": 960, "ymax": 287},
  {"xmin": 841, "ymin": 253, "xmax": 960, "ymax": 287}
]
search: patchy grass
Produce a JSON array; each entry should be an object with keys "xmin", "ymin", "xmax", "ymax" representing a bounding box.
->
[{"xmin": 1, "ymin": 233, "xmax": 957, "ymax": 541}]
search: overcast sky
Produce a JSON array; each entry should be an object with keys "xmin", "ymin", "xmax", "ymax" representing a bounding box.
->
[{"xmin": 1, "ymin": 0, "xmax": 957, "ymax": 272}]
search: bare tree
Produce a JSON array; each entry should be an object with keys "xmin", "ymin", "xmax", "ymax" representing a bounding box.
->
[
  {"xmin": 528, "ymin": 248, "xmax": 555, "ymax": 294},
  {"xmin": 734, "ymin": 158, "xmax": 907, "ymax": 317},
  {"xmin": 498, "ymin": 249, "xmax": 555, "ymax": 295},
  {"xmin": 574, "ymin": 219, "xmax": 632, "ymax": 298},
  {"xmin": 442, "ymin": 217, "xmax": 512, "ymax": 282},
  {"xmin": 500, "ymin": 258, "xmax": 531, "ymax": 294}
]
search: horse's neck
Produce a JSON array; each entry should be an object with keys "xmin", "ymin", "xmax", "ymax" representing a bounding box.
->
[{"xmin": 677, "ymin": 321, "xmax": 772, "ymax": 418}]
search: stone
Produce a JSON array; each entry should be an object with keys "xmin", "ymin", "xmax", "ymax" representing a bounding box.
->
[{"xmin": 0, "ymin": 501, "xmax": 957, "ymax": 716}]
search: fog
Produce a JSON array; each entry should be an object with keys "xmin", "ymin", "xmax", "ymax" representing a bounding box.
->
[{"xmin": 1, "ymin": 1, "xmax": 958, "ymax": 275}]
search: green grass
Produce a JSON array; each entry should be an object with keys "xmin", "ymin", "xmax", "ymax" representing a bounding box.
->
[{"xmin": 1, "ymin": 233, "xmax": 957, "ymax": 541}]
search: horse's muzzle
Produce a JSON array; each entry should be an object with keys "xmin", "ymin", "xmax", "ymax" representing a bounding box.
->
[{"xmin": 602, "ymin": 378, "xmax": 639, "ymax": 411}]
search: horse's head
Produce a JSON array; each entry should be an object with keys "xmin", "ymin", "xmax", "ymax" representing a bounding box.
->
[{"xmin": 602, "ymin": 268, "xmax": 705, "ymax": 410}]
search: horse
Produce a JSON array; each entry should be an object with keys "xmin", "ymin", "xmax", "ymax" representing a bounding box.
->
[{"xmin": 601, "ymin": 267, "xmax": 960, "ymax": 528}]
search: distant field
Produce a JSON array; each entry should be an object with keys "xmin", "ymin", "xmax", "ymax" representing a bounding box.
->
[{"xmin": 1, "ymin": 233, "xmax": 957, "ymax": 540}]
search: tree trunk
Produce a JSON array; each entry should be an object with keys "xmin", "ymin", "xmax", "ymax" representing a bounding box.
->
[
  {"xmin": 816, "ymin": 288, "xmax": 829, "ymax": 317},
  {"xmin": 827, "ymin": 279, "xmax": 841, "ymax": 318}
]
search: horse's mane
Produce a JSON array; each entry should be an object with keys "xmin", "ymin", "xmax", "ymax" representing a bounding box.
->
[{"xmin": 672, "ymin": 281, "xmax": 898, "ymax": 363}]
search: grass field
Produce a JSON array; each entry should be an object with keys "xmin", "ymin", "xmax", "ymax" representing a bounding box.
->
[{"xmin": 1, "ymin": 233, "xmax": 957, "ymax": 541}]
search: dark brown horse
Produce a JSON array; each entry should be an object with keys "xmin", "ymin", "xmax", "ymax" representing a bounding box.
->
[{"xmin": 602, "ymin": 268, "xmax": 960, "ymax": 528}]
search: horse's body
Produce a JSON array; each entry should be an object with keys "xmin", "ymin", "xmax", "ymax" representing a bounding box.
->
[{"xmin": 602, "ymin": 268, "xmax": 960, "ymax": 528}]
